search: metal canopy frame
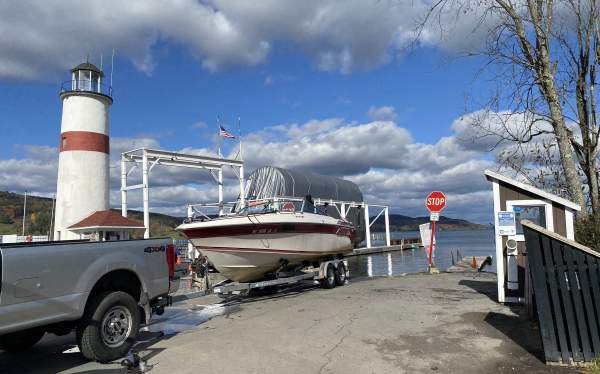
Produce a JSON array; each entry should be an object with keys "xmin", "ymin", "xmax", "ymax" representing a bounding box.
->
[
  {"xmin": 120, "ymin": 148, "xmax": 245, "ymax": 238},
  {"xmin": 311, "ymin": 198, "xmax": 390, "ymax": 248}
]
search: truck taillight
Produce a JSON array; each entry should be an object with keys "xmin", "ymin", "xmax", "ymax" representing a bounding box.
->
[{"xmin": 166, "ymin": 244, "xmax": 176, "ymax": 277}]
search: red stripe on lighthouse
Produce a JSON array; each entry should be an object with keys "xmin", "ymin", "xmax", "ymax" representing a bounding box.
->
[{"xmin": 59, "ymin": 131, "xmax": 109, "ymax": 153}]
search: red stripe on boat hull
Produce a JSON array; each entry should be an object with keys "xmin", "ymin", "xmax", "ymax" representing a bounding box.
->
[
  {"xmin": 196, "ymin": 245, "xmax": 333, "ymax": 255},
  {"xmin": 182, "ymin": 222, "xmax": 356, "ymax": 242}
]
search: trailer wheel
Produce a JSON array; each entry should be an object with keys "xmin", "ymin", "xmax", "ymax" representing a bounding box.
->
[
  {"xmin": 320, "ymin": 263, "xmax": 336, "ymax": 289},
  {"xmin": 334, "ymin": 263, "xmax": 347, "ymax": 286},
  {"xmin": 76, "ymin": 291, "xmax": 140, "ymax": 363},
  {"xmin": 0, "ymin": 328, "xmax": 45, "ymax": 352}
]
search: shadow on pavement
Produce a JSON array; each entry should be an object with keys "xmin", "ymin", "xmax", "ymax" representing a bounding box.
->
[
  {"xmin": 458, "ymin": 278, "xmax": 498, "ymax": 302},
  {"xmin": 484, "ymin": 310, "xmax": 546, "ymax": 362},
  {"xmin": 458, "ymin": 277, "xmax": 550, "ymax": 364}
]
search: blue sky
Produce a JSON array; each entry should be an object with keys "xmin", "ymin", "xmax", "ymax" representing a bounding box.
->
[
  {"xmin": 0, "ymin": 1, "xmax": 502, "ymax": 222},
  {"xmin": 1, "ymin": 46, "xmax": 484, "ymax": 157}
]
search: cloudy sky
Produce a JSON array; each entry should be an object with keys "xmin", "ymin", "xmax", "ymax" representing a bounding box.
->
[{"xmin": 0, "ymin": 0, "xmax": 503, "ymax": 223}]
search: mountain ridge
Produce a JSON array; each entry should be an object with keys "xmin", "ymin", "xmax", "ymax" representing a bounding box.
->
[{"xmin": 368, "ymin": 213, "xmax": 487, "ymax": 232}]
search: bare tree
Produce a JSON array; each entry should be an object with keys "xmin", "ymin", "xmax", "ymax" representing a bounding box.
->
[{"xmin": 421, "ymin": 0, "xmax": 599, "ymax": 213}]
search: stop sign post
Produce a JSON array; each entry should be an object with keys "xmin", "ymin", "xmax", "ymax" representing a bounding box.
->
[{"xmin": 425, "ymin": 191, "xmax": 446, "ymax": 270}]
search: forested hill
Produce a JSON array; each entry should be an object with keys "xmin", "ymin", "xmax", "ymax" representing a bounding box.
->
[
  {"xmin": 369, "ymin": 214, "xmax": 488, "ymax": 232},
  {"xmin": 0, "ymin": 191, "xmax": 185, "ymax": 238}
]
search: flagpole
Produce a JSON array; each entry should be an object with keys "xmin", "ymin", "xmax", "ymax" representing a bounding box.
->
[
  {"xmin": 238, "ymin": 116, "xmax": 243, "ymax": 160},
  {"xmin": 217, "ymin": 116, "xmax": 222, "ymax": 157}
]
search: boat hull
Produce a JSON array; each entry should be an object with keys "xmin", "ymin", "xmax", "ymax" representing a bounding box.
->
[{"xmin": 178, "ymin": 214, "xmax": 355, "ymax": 282}]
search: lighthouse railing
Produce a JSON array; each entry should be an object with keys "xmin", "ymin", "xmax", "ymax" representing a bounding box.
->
[{"xmin": 60, "ymin": 80, "xmax": 113, "ymax": 97}]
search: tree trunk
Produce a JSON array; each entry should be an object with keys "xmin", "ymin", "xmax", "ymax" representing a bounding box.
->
[
  {"xmin": 549, "ymin": 103, "xmax": 586, "ymax": 209},
  {"xmin": 588, "ymin": 158, "xmax": 600, "ymax": 214},
  {"xmin": 525, "ymin": 0, "xmax": 586, "ymax": 210}
]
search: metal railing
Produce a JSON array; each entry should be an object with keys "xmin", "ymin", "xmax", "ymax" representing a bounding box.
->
[
  {"xmin": 60, "ymin": 80, "xmax": 113, "ymax": 97},
  {"xmin": 186, "ymin": 196, "xmax": 332, "ymax": 222}
]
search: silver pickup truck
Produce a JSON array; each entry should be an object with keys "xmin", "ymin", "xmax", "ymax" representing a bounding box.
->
[{"xmin": 0, "ymin": 238, "xmax": 180, "ymax": 362}]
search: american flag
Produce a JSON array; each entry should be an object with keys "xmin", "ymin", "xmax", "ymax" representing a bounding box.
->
[{"xmin": 219, "ymin": 125, "xmax": 236, "ymax": 139}]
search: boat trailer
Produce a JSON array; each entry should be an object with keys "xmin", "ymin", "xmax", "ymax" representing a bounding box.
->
[{"xmin": 211, "ymin": 259, "xmax": 348, "ymax": 297}]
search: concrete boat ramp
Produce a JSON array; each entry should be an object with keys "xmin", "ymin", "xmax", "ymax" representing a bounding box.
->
[{"xmin": 0, "ymin": 273, "xmax": 575, "ymax": 374}]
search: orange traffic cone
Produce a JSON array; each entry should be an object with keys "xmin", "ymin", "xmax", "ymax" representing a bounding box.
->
[{"xmin": 471, "ymin": 256, "xmax": 477, "ymax": 269}]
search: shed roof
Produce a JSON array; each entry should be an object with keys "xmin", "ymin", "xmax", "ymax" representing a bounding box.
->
[
  {"xmin": 484, "ymin": 169, "xmax": 581, "ymax": 211},
  {"xmin": 68, "ymin": 210, "xmax": 145, "ymax": 230}
]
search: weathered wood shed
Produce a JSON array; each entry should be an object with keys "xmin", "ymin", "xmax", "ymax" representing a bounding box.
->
[{"xmin": 485, "ymin": 170, "xmax": 581, "ymax": 303}]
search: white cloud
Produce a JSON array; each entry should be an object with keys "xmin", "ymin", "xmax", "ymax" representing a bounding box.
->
[
  {"xmin": 190, "ymin": 121, "xmax": 208, "ymax": 130},
  {"xmin": 0, "ymin": 0, "xmax": 493, "ymax": 80},
  {"xmin": 0, "ymin": 111, "xmax": 504, "ymax": 222},
  {"xmin": 368, "ymin": 106, "xmax": 398, "ymax": 121}
]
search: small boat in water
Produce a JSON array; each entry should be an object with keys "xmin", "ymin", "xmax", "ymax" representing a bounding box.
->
[{"xmin": 176, "ymin": 198, "xmax": 356, "ymax": 282}]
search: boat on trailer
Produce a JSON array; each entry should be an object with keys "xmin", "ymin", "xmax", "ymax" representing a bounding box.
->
[{"xmin": 176, "ymin": 197, "xmax": 356, "ymax": 283}]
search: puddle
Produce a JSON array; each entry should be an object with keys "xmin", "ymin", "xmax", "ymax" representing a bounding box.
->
[{"xmin": 141, "ymin": 303, "xmax": 230, "ymax": 335}]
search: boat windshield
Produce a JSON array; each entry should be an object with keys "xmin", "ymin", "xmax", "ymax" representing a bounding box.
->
[
  {"xmin": 238, "ymin": 198, "xmax": 329, "ymax": 216},
  {"xmin": 239, "ymin": 200, "xmax": 277, "ymax": 215}
]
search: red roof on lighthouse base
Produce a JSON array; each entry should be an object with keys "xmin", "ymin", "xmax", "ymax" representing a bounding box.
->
[{"xmin": 68, "ymin": 210, "xmax": 145, "ymax": 230}]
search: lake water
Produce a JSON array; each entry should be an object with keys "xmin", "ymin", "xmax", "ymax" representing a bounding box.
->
[{"xmin": 346, "ymin": 229, "xmax": 496, "ymax": 277}]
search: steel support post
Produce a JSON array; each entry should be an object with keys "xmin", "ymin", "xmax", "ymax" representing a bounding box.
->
[
  {"xmin": 187, "ymin": 204, "xmax": 196, "ymax": 267},
  {"xmin": 364, "ymin": 204, "xmax": 371, "ymax": 248},
  {"xmin": 120, "ymin": 156, "xmax": 127, "ymax": 217},
  {"xmin": 218, "ymin": 168, "xmax": 224, "ymax": 216},
  {"xmin": 142, "ymin": 152, "xmax": 150, "ymax": 239},
  {"xmin": 384, "ymin": 206, "xmax": 391, "ymax": 247},
  {"xmin": 238, "ymin": 165, "xmax": 245, "ymax": 209}
]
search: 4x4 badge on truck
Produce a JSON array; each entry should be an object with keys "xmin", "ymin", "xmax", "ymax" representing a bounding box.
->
[{"xmin": 144, "ymin": 246, "xmax": 166, "ymax": 253}]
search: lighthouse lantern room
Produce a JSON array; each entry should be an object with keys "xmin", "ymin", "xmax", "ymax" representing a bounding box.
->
[{"xmin": 70, "ymin": 62, "xmax": 106, "ymax": 94}]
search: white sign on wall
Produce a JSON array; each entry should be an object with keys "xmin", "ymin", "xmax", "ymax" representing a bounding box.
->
[{"xmin": 497, "ymin": 211, "xmax": 516, "ymax": 236}]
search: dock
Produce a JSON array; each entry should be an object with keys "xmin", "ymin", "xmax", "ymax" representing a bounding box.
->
[{"xmin": 350, "ymin": 236, "xmax": 422, "ymax": 256}]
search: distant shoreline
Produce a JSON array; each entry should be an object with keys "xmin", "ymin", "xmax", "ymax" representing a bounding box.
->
[{"xmin": 371, "ymin": 226, "xmax": 493, "ymax": 234}]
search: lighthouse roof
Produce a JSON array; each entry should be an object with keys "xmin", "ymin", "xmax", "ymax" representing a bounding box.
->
[
  {"xmin": 71, "ymin": 62, "xmax": 104, "ymax": 77},
  {"xmin": 68, "ymin": 210, "xmax": 144, "ymax": 230}
]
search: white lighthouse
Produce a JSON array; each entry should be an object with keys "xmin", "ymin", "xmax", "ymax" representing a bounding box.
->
[{"xmin": 53, "ymin": 62, "xmax": 112, "ymax": 240}]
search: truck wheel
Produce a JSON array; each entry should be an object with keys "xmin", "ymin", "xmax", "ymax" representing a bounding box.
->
[
  {"xmin": 0, "ymin": 328, "xmax": 45, "ymax": 352},
  {"xmin": 334, "ymin": 263, "xmax": 347, "ymax": 286},
  {"xmin": 320, "ymin": 263, "xmax": 336, "ymax": 289},
  {"xmin": 76, "ymin": 291, "xmax": 140, "ymax": 363}
]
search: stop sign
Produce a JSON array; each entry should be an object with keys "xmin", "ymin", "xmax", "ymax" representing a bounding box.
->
[{"xmin": 426, "ymin": 191, "xmax": 446, "ymax": 213}]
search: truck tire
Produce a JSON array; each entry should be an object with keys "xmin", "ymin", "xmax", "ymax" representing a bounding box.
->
[
  {"xmin": 76, "ymin": 291, "xmax": 140, "ymax": 363},
  {"xmin": 320, "ymin": 263, "xmax": 336, "ymax": 289},
  {"xmin": 0, "ymin": 328, "xmax": 45, "ymax": 352},
  {"xmin": 334, "ymin": 262, "xmax": 347, "ymax": 286}
]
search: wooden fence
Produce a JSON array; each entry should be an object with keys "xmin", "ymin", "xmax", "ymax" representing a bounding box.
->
[{"xmin": 523, "ymin": 220, "xmax": 600, "ymax": 364}]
